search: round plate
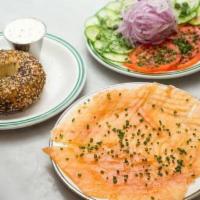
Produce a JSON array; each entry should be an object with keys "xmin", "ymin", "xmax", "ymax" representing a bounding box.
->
[
  {"xmin": 0, "ymin": 33, "xmax": 86, "ymax": 130},
  {"xmin": 50, "ymin": 82, "xmax": 200, "ymax": 200},
  {"xmin": 86, "ymin": 40, "xmax": 200, "ymax": 80}
]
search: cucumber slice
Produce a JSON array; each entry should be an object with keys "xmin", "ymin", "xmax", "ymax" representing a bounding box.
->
[
  {"xmin": 109, "ymin": 41, "xmax": 132, "ymax": 54},
  {"xmin": 94, "ymin": 40, "xmax": 104, "ymax": 50},
  {"xmin": 106, "ymin": 19, "xmax": 122, "ymax": 29},
  {"xmin": 96, "ymin": 7, "xmax": 121, "ymax": 29},
  {"xmin": 190, "ymin": 6, "xmax": 200, "ymax": 25},
  {"xmin": 106, "ymin": 1, "xmax": 123, "ymax": 13},
  {"xmin": 85, "ymin": 26, "xmax": 100, "ymax": 42},
  {"xmin": 85, "ymin": 16, "xmax": 100, "ymax": 27},
  {"xmin": 175, "ymin": 0, "xmax": 199, "ymax": 12},
  {"xmin": 97, "ymin": 8, "xmax": 120, "ymax": 22},
  {"xmin": 100, "ymin": 29, "xmax": 116, "ymax": 40},
  {"xmin": 100, "ymin": 29, "xmax": 124, "ymax": 42},
  {"xmin": 172, "ymin": 0, "xmax": 199, "ymax": 23},
  {"xmin": 178, "ymin": 11, "xmax": 197, "ymax": 24},
  {"xmin": 121, "ymin": 0, "xmax": 137, "ymax": 11},
  {"xmin": 94, "ymin": 40, "xmax": 109, "ymax": 52},
  {"xmin": 103, "ymin": 52, "xmax": 129, "ymax": 62}
]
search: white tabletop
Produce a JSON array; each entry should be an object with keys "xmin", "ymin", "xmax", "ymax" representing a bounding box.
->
[{"xmin": 0, "ymin": 0, "xmax": 200, "ymax": 199}]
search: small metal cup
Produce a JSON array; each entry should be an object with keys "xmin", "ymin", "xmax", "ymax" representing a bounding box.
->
[
  {"xmin": 3, "ymin": 18, "xmax": 47, "ymax": 60},
  {"xmin": 11, "ymin": 37, "xmax": 44, "ymax": 59}
]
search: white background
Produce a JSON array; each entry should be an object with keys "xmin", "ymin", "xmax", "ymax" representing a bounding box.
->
[{"xmin": 0, "ymin": 0, "xmax": 200, "ymax": 199}]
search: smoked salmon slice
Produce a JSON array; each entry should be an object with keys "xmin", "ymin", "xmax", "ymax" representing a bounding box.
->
[{"xmin": 44, "ymin": 83, "xmax": 200, "ymax": 200}]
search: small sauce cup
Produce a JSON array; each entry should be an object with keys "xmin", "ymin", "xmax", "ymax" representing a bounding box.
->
[{"xmin": 3, "ymin": 17, "xmax": 47, "ymax": 59}]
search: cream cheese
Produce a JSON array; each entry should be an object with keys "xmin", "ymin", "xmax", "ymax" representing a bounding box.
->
[{"xmin": 4, "ymin": 18, "xmax": 46, "ymax": 44}]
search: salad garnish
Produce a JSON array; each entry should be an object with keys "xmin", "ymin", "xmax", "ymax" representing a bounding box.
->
[{"xmin": 85, "ymin": 0, "xmax": 200, "ymax": 74}]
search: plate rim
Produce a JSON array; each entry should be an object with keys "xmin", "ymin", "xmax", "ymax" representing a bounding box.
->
[
  {"xmin": 86, "ymin": 34, "xmax": 200, "ymax": 80},
  {"xmin": 49, "ymin": 82, "xmax": 200, "ymax": 200},
  {"xmin": 0, "ymin": 32, "xmax": 86, "ymax": 130}
]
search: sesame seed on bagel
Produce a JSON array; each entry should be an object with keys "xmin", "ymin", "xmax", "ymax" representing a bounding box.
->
[{"xmin": 0, "ymin": 50, "xmax": 46, "ymax": 113}]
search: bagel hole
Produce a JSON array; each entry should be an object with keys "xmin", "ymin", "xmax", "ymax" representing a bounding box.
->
[{"xmin": 0, "ymin": 62, "xmax": 20, "ymax": 78}]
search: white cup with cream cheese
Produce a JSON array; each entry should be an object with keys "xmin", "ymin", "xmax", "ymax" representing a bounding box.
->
[{"xmin": 4, "ymin": 17, "xmax": 46, "ymax": 59}]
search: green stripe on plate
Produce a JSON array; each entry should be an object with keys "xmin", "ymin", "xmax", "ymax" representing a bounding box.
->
[{"xmin": 0, "ymin": 33, "xmax": 86, "ymax": 129}]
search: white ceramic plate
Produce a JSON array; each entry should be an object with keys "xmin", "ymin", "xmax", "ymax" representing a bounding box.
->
[
  {"xmin": 0, "ymin": 33, "xmax": 86, "ymax": 130},
  {"xmin": 86, "ymin": 40, "xmax": 200, "ymax": 80},
  {"xmin": 50, "ymin": 82, "xmax": 200, "ymax": 200}
]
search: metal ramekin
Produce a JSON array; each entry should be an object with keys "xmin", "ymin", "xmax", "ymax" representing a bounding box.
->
[{"xmin": 3, "ymin": 17, "xmax": 47, "ymax": 59}]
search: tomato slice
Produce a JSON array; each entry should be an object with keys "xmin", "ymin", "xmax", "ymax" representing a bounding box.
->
[
  {"xmin": 176, "ymin": 53, "xmax": 200, "ymax": 69},
  {"xmin": 173, "ymin": 25, "xmax": 200, "ymax": 70},
  {"xmin": 124, "ymin": 25, "xmax": 200, "ymax": 73},
  {"xmin": 176, "ymin": 25, "xmax": 200, "ymax": 42},
  {"xmin": 125, "ymin": 42, "xmax": 181, "ymax": 73}
]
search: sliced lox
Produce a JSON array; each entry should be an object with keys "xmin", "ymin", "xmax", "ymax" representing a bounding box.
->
[{"xmin": 44, "ymin": 83, "xmax": 200, "ymax": 200}]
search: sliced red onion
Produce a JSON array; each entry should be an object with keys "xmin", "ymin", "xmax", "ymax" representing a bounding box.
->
[{"xmin": 119, "ymin": 0, "xmax": 177, "ymax": 45}]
